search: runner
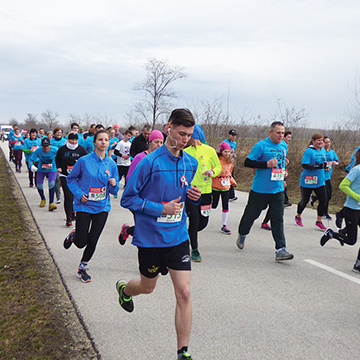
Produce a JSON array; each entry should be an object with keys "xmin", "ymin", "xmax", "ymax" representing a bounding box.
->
[
  {"xmin": 118, "ymin": 129, "xmax": 164, "ymax": 245},
  {"xmin": 211, "ymin": 141, "xmax": 237, "ymax": 235},
  {"xmin": 55, "ymin": 131, "xmax": 87, "ymax": 227},
  {"xmin": 222, "ymin": 129, "xmax": 238, "ymax": 201},
  {"xmin": 237, "ymin": 121, "xmax": 294, "ymax": 261},
  {"xmin": 107, "ymin": 128, "xmax": 119, "ymax": 162},
  {"xmin": 64, "ymin": 129, "xmax": 119, "ymax": 282},
  {"xmin": 83, "ymin": 124, "xmax": 104, "ymax": 153},
  {"xmin": 10, "ymin": 128, "xmax": 25, "ymax": 172},
  {"xmin": 114, "ymin": 130, "xmax": 132, "ymax": 186},
  {"xmin": 295, "ymin": 133, "xmax": 328, "ymax": 230},
  {"xmin": 28, "ymin": 137, "xmax": 59, "ymax": 211},
  {"xmin": 8, "ymin": 124, "xmax": 18, "ymax": 162},
  {"xmin": 117, "ymin": 108, "xmax": 201, "ymax": 360},
  {"xmin": 310, "ymin": 136, "xmax": 339, "ymax": 220},
  {"xmin": 129, "ymin": 124, "xmax": 151, "ymax": 157},
  {"xmin": 184, "ymin": 124, "xmax": 222, "ymax": 262},
  {"xmin": 23, "ymin": 129, "xmax": 41, "ymax": 187},
  {"xmin": 320, "ymin": 148, "xmax": 360, "ymax": 273}
]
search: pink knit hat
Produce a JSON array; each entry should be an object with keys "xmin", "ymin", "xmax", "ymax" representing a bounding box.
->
[
  {"xmin": 220, "ymin": 142, "xmax": 231, "ymax": 152},
  {"xmin": 149, "ymin": 129, "xmax": 164, "ymax": 142}
]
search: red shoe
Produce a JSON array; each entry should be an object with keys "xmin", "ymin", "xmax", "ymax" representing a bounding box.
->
[
  {"xmin": 295, "ymin": 216, "xmax": 303, "ymax": 227},
  {"xmin": 261, "ymin": 223, "xmax": 271, "ymax": 231},
  {"xmin": 315, "ymin": 221, "xmax": 326, "ymax": 231},
  {"xmin": 118, "ymin": 224, "xmax": 130, "ymax": 245}
]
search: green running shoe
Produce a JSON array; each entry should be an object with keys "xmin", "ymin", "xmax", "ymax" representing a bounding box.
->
[{"xmin": 116, "ymin": 280, "xmax": 134, "ymax": 312}]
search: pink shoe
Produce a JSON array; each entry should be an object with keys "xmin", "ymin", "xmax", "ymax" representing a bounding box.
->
[
  {"xmin": 295, "ymin": 216, "xmax": 303, "ymax": 227},
  {"xmin": 315, "ymin": 221, "xmax": 326, "ymax": 230},
  {"xmin": 261, "ymin": 223, "xmax": 271, "ymax": 231},
  {"xmin": 118, "ymin": 223, "xmax": 130, "ymax": 245}
]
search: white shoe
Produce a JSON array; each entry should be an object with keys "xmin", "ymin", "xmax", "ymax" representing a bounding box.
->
[{"xmin": 55, "ymin": 198, "xmax": 61, "ymax": 204}]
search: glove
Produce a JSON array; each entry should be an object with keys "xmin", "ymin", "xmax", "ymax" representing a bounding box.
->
[{"xmin": 31, "ymin": 165, "xmax": 38, "ymax": 173}]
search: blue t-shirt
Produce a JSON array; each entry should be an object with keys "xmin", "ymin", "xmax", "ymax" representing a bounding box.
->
[
  {"xmin": 108, "ymin": 137, "xmax": 119, "ymax": 160},
  {"xmin": 344, "ymin": 164, "xmax": 360, "ymax": 210},
  {"xmin": 50, "ymin": 137, "xmax": 66, "ymax": 149},
  {"xmin": 300, "ymin": 146, "xmax": 326, "ymax": 188},
  {"xmin": 23, "ymin": 138, "xmax": 41, "ymax": 162},
  {"xmin": 324, "ymin": 149, "xmax": 339, "ymax": 181},
  {"xmin": 11, "ymin": 134, "xmax": 24, "ymax": 150},
  {"xmin": 247, "ymin": 137, "xmax": 287, "ymax": 194},
  {"xmin": 29, "ymin": 146, "xmax": 58, "ymax": 173},
  {"xmin": 222, "ymin": 138, "xmax": 237, "ymax": 151},
  {"xmin": 345, "ymin": 146, "xmax": 360, "ymax": 173},
  {"xmin": 83, "ymin": 136, "xmax": 95, "ymax": 154}
]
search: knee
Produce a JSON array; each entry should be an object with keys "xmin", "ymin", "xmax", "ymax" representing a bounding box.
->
[
  {"xmin": 141, "ymin": 282, "xmax": 156, "ymax": 294},
  {"xmin": 176, "ymin": 286, "xmax": 191, "ymax": 304},
  {"xmin": 48, "ymin": 181, "xmax": 55, "ymax": 189},
  {"xmin": 37, "ymin": 183, "xmax": 43, "ymax": 190}
]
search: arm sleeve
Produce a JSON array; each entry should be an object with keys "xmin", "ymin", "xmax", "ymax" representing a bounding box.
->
[
  {"xmin": 244, "ymin": 158, "xmax": 267, "ymax": 169},
  {"xmin": 339, "ymin": 178, "xmax": 360, "ymax": 202}
]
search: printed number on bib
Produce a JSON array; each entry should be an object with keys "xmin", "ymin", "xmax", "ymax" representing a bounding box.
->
[
  {"xmin": 304, "ymin": 176, "xmax": 318, "ymax": 185},
  {"xmin": 200, "ymin": 204, "xmax": 211, "ymax": 217},
  {"xmin": 42, "ymin": 163, "xmax": 53, "ymax": 169},
  {"xmin": 67, "ymin": 165, "xmax": 74, "ymax": 174},
  {"xmin": 221, "ymin": 177, "xmax": 230, "ymax": 187},
  {"xmin": 158, "ymin": 202, "xmax": 184, "ymax": 223},
  {"xmin": 89, "ymin": 186, "xmax": 106, "ymax": 201},
  {"xmin": 271, "ymin": 168, "xmax": 285, "ymax": 181},
  {"xmin": 326, "ymin": 161, "xmax": 332, "ymax": 170}
]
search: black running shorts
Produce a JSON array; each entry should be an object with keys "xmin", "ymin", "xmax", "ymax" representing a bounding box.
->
[{"xmin": 138, "ymin": 240, "xmax": 191, "ymax": 278}]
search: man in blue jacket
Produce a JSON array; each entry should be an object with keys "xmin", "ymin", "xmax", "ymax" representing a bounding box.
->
[{"xmin": 118, "ymin": 108, "xmax": 201, "ymax": 360}]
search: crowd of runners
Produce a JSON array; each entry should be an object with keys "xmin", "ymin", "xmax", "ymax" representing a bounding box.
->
[{"xmin": 5, "ymin": 110, "xmax": 360, "ymax": 360}]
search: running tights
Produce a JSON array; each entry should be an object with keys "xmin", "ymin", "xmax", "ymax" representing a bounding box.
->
[
  {"xmin": 297, "ymin": 186, "xmax": 326, "ymax": 217},
  {"xmin": 60, "ymin": 176, "xmax": 73, "ymax": 221},
  {"xmin": 74, "ymin": 211, "xmax": 108, "ymax": 263}
]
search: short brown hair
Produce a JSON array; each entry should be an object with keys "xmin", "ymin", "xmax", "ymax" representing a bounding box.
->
[{"xmin": 168, "ymin": 108, "xmax": 195, "ymax": 128}]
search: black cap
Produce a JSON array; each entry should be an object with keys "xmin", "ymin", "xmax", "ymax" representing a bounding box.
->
[
  {"xmin": 68, "ymin": 132, "xmax": 78, "ymax": 140},
  {"xmin": 41, "ymin": 137, "xmax": 51, "ymax": 146},
  {"xmin": 229, "ymin": 129, "xmax": 237, "ymax": 135}
]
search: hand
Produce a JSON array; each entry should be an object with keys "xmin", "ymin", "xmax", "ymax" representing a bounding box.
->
[
  {"xmin": 123, "ymin": 155, "xmax": 130, "ymax": 160},
  {"xmin": 187, "ymin": 185, "xmax": 201, "ymax": 201},
  {"xmin": 57, "ymin": 168, "xmax": 62, "ymax": 173},
  {"xmin": 31, "ymin": 165, "xmax": 38, "ymax": 172},
  {"xmin": 202, "ymin": 170, "xmax": 214, "ymax": 177},
  {"xmin": 108, "ymin": 178, "xmax": 116, "ymax": 186},
  {"xmin": 81, "ymin": 194, "xmax": 88, "ymax": 203},
  {"xmin": 162, "ymin": 196, "xmax": 181, "ymax": 215},
  {"xmin": 285, "ymin": 158, "xmax": 289, "ymax": 165},
  {"xmin": 267, "ymin": 158, "xmax": 278, "ymax": 168}
]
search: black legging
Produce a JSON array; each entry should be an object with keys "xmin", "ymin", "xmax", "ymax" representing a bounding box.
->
[
  {"xmin": 297, "ymin": 186, "xmax": 327, "ymax": 217},
  {"xmin": 60, "ymin": 176, "xmax": 73, "ymax": 221},
  {"xmin": 333, "ymin": 207, "xmax": 360, "ymax": 248},
  {"xmin": 74, "ymin": 211, "xmax": 108, "ymax": 262},
  {"xmin": 186, "ymin": 193, "xmax": 212, "ymax": 251},
  {"xmin": 311, "ymin": 179, "xmax": 332, "ymax": 215},
  {"xmin": 212, "ymin": 189, "xmax": 230, "ymax": 211}
]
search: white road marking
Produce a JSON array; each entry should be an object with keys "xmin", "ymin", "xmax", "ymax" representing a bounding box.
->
[{"xmin": 304, "ymin": 259, "xmax": 360, "ymax": 285}]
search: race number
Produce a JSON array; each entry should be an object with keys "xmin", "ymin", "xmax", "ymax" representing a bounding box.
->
[
  {"xmin": 89, "ymin": 186, "xmax": 106, "ymax": 201},
  {"xmin": 157, "ymin": 202, "xmax": 184, "ymax": 223},
  {"xmin": 271, "ymin": 168, "xmax": 285, "ymax": 181}
]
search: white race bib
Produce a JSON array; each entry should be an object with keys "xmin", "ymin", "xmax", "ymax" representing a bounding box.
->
[
  {"xmin": 200, "ymin": 204, "xmax": 211, "ymax": 217},
  {"xmin": 304, "ymin": 176, "xmax": 318, "ymax": 185},
  {"xmin": 221, "ymin": 177, "xmax": 231, "ymax": 186},
  {"xmin": 67, "ymin": 165, "xmax": 74, "ymax": 174},
  {"xmin": 41, "ymin": 163, "xmax": 53, "ymax": 169},
  {"xmin": 89, "ymin": 186, "xmax": 106, "ymax": 201},
  {"xmin": 271, "ymin": 168, "xmax": 285, "ymax": 181}
]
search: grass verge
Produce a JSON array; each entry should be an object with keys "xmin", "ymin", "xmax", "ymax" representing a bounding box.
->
[{"xmin": 0, "ymin": 149, "xmax": 98, "ymax": 360}]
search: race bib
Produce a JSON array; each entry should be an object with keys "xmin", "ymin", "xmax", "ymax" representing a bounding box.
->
[
  {"xmin": 67, "ymin": 165, "xmax": 74, "ymax": 174},
  {"xmin": 89, "ymin": 186, "xmax": 106, "ymax": 201},
  {"xmin": 271, "ymin": 168, "xmax": 285, "ymax": 181},
  {"xmin": 221, "ymin": 177, "xmax": 231, "ymax": 186},
  {"xmin": 31, "ymin": 146, "xmax": 38, "ymax": 151},
  {"xmin": 305, "ymin": 176, "xmax": 318, "ymax": 185},
  {"xmin": 41, "ymin": 163, "xmax": 53, "ymax": 169},
  {"xmin": 157, "ymin": 202, "xmax": 184, "ymax": 223},
  {"xmin": 200, "ymin": 204, "xmax": 211, "ymax": 217},
  {"xmin": 326, "ymin": 161, "xmax": 332, "ymax": 170}
]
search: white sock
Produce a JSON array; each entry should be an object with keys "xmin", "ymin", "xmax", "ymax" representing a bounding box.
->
[{"xmin": 222, "ymin": 211, "xmax": 228, "ymax": 226}]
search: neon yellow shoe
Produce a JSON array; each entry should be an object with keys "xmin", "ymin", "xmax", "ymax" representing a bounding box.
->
[
  {"xmin": 48, "ymin": 203, "xmax": 57, "ymax": 211},
  {"xmin": 39, "ymin": 199, "xmax": 46, "ymax": 207}
]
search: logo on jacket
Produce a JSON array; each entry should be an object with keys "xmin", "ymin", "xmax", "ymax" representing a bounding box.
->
[{"xmin": 105, "ymin": 169, "xmax": 110, "ymax": 176}]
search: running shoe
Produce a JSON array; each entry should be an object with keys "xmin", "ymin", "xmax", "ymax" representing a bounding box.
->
[
  {"xmin": 191, "ymin": 249, "xmax": 201, "ymax": 262},
  {"xmin": 29, "ymin": 184, "xmax": 33, "ymax": 188},
  {"xmin": 295, "ymin": 216, "xmax": 303, "ymax": 227},
  {"xmin": 55, "ymin": 198, "xmax": 61, "ymax": 204},
  {"xmin": 315, "ymin": 221, "xmax": 326, "ymax": 231},
  {"xmin": 179, "ymin": 352, "xmax": 193, "ymax": 360},
  {"xmin": 335, "ymin": 212, "xmax": 343, "ymax": 229},
  {"xmin": 77, "ymin": 269, "xmax": 91, "ymax": 283},
  {"xmin": 66, "ymin": 219, "xmax": 72, "ymax": 227},
  {"xmin": 236, "ymin": 234, "xmax": 246, "ymax": 249},
  {"xmin": 48, "ymin": 203, "xmax": 57, "ymax": 211},
  {"xmin": 261, "ymin": 223, "xmax": 271, "ymax": 231},
  {"xmin": 229, "ymin": 197, "xmax": 238, "ymax": 202},
  {"xmin": 323, "ymin": 214, "xmax": 332, "ymax": 220},
  {"xmin": 64, "ymin": 228, "xmax": 75, "ymax": 249},
  {"xmin": 116, "ymin": 280, "xmax": 134, "ymax": 312},
  {"xmin": 320, "ymin": 228, "xmax": 334, "ymax": 246},
  {"xmin": 284, "ymin": 202, "xmax": 292, "ymax": 207},
  {"xmin": 221, "ymin": 225, "xmax": 231, "ymax": 235},
  {"xmin": 118, "ymin": 223, "xmax": 130, "ymax": 245},
  {"xmin": 310, "ymin": 194, "xmax": 316, "ymax": 207},
  {"xmin": 113, "ymin": 194, "xmax": 118, "ymax": 199},
  {"xmin": 352, "ymin": 264, "xmax": 360, "ymax": 274},
  {"xmin": 39, "ymin": 199, "xmax": 46, "ymax": 207},
  {"xmin": 71, "ymin": 211, "xmax": 76, "ymax": 221},
  {"xmin": 275, "ymin": 247, "xmax": 294, "ymax": 261}
]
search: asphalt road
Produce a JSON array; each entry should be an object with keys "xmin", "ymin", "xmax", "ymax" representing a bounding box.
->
[{"xmin": 3, "ymin": 141, "xmax": 360, "ymax": 360}]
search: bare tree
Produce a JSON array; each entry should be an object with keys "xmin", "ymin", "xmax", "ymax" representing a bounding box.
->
[
  {"xmin": 23, "ymin": 113, "xmax": 38, "ymax": 130},
  {"xmin": 41, "ymin": 109, "xmax": 60, "ymax": 131},
  {"xmin": 133, "ymin": 58, "xmax": 187, "ymax": 129}
]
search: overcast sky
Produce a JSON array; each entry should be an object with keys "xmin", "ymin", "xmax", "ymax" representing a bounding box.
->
[{"xmin": 1, "ymin": 0, "xmax": 360, "ymax": 128}]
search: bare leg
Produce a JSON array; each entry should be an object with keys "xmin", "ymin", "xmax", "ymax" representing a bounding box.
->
[
  {"xmin": 124, "ymin": 273, "xmax": 159, "ymax": 296},
  {"xmin": 169, "ymin": 269, "xmax": 192, "ymax": 350}
]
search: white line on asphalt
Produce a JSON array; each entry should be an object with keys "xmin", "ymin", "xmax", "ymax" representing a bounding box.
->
[{"xmin": 304, "ymin": 259, "xmax": 360, "ymax": 285}]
